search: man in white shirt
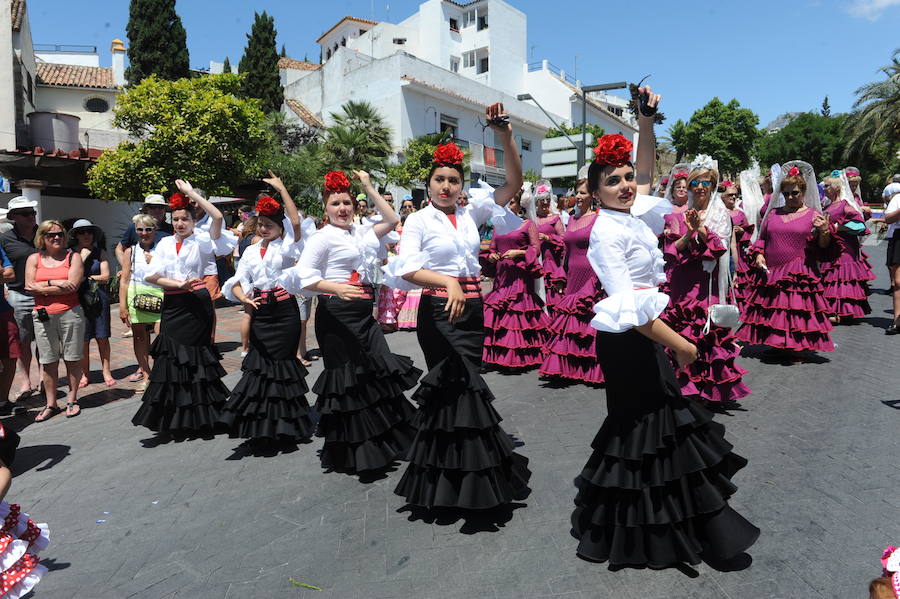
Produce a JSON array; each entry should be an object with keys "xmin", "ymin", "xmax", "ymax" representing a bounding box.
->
[{"xmin": 883, "ymin": 174, "xmax": 900, "ymax": 204}]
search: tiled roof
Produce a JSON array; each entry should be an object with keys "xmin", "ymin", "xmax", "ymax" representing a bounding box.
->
[
  {"xmin": 36, "ymin": 62, "xmax": 117, "ymax": 90},
  {"xmin": 11, "ymin": 0, "xmax": 25, "ymax": 31},
  {"xmin": 277, "ymin": 57, "xmax": 320, "ymax": 71},
  {"xmin": 284, "ymin": 98, "xmax": 324, "ymax": 129},
  {"xmin": 316, "ymin": 16, "xmax": 378, "ymax": 43},
  {"xmin": 1, "ymin": 147, "xmax": 103, "ymax": 161}
]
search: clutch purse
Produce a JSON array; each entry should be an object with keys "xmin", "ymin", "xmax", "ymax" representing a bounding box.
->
[{"xmin": 131, "ymin": 293, "xmax": 163, "ymax": 314}]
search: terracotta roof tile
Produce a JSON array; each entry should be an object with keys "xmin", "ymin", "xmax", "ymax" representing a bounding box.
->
[
  {"xmin": 284, "ymin": 98, "xmax": 324, "ymax": 129},
  {"xmin": 36, "ymin": 62, "xmax": 117, "ymax": 90},
  {"xmin": 278, "ymin": 57, "xmax": 320, "ymax": 71},
  {"xmin": 11, "ymin": 0, "xmax": 25, "ymax": 32},
  {"xmin": 316, "ymin": 16, "xmax": 378, "ymax": 43}
]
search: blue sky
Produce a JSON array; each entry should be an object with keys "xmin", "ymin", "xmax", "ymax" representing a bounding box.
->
[{"xmin": 28, "ymin": 0, "xmax": 900, "ymax": 132}]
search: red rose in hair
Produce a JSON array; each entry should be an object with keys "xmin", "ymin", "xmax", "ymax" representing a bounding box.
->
[
  {"xmin": 433, "ymin": 142, "xmax": 464, "ymax": 166},
  {"xmin": 256, "ymin": 195, "xmax": 281, "ymax": 216},
  {"xmin": 168, "ymin": 192, "xmax": 189, "ymax": 211},
  {"xmin": 592, "ymin": 134, "xmax": 633, "ymax": 167},
  {"xmin": 673, "ymin": 171, "xmax": 689, "ymax": 180},
  {"xmin": 324, "ymin": 170, "xmax": 350, "ymax": 193},
  {"xmin": 788, "ymin": 167, "xmax": 800, "ymax": 177}
]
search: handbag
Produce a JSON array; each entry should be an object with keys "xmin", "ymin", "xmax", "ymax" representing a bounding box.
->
[
  {"xmin": 129, "ymin": 244, "xmax": 163, "ymax": 314},
  {"xmin": 702, "ymin": 261, "xmax": 742, "ymax": 335},
  {"xmin": 76, "ymin": 251, "xmax": 104, "ymax": 319}
]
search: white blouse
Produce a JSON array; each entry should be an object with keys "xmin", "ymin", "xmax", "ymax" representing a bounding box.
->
[
  {"xmin": 587, "ymin": 208, "xmax": 670, "ymax": 333},
  {"xmin": 383, "ymin": 195, "xmax": 507, "ymax": 290},
  {"xmin": 144, "ymin": 231, "xmax": 236, "ymax": 283},
  {"xmin": 195, "ymin": 214, "xmax": 239, "ymax": 275},
  {"xmin": 283, "ymin": 223, "xmax": 387, "ymax": 294},
  {"xmin": 221, "ymin": 216, "xmax": 312, "ymax": 302},
  {"xmin": 127, "ymin": 243, "xmax": 162, "ymax": 289}
]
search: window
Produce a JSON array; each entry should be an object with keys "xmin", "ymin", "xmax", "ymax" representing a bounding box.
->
[
  {"xmin": 85, "ymin": 97, "xmax": 110, "ymax": 113},
  {"xmin": 478, "ymin": 56, "xmax": 489, "ymax": 74},
  {"xmin": 450, "ymin": 57, "xmax": 460, "ymax": 73},
  {"xmin": 449, "ymin": 18, "xmax": 459, "ymax": 32},
  {"xmin": 463, "ymin": 51, "xmax": 475, "ymax": 68},
  {"xmin": 326, "ymin": 48, "xmax": 332, "ymax": 60},
  {"xmin": 439, "ymin": 114, "xmax": 458, "ymax": 139},
  {"xmin": 521, "ymin": 138, "xmax": 532, "ymax": 152},
  {"xmin": 359, "ymin": 29, "xmax": 367, "ymax": 35},
  {"xmin": 26, "ymin": 72, "xmax": 33, "ymax": 105},
  {"xmin": 477, "ymin": 14, "xmax": 488, "ymax": 30},
  {"xmin": 393, "ymin": 38, "xmax": 406, "ymax": 45},
  {"xmin": 464, "ymin": 9, "xmax": 476, "ymax": 27},
  {"xmin": 341, "ymin": 38, "xmax": 346, "ymax": 47}
]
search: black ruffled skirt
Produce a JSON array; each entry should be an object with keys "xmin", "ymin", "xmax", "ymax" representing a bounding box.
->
[
  {"xmin": 218, "ymin": 297, "xmax": 314, "ymax": 441},
  {"xmin": 132, "ymin": 289, "xmax": 229, "ymax": 434},
  {"xmin": 571, "ymin": 329, "xmax": 759, "ymax": 568},
  {"xmin": 394, "ymin": 295, "xmax": 531, "ymax": 510},
  {"xmin": 313, "ymin": 295, "xmax": 420, "ymax": 473}
]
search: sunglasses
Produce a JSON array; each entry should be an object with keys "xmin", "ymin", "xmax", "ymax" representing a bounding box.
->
[
  {"xmin": 783, "ymin": 190, "xmax": 803, "ymax": 198},
  {"xmin": 10, "ymin": 210, "xmax": 36, "ymax": 217},
  {"xmin": 689, "ymin": 180, "xmax": 713, "ymax": 188},
  {"xmin": 43, "ymin": 231, "xmax": 65, "ymax": 239},
  {"xmin": 135, "ymin": 227, "xmax": 156, "ymax": 233},
  {"xmin": 721, "ymin": 193, "xmax": 738, "ymax": 199}
]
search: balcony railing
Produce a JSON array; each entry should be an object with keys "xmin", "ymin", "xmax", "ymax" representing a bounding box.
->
[{"xmin": 34, "ymin": 44, "xmax": 97, "ymax": 54}]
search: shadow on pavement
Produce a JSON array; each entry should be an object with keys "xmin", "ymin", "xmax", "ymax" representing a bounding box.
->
[
  {"xmin": 11, "ymin": 444, "xmax": 71, "ymax": 476},
  {"xmin": 397, "ymin": 501, "xmax": 527, "ymax": 534}
]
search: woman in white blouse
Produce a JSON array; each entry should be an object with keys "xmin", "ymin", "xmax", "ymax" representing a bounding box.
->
[
  {"xmin": 131, "ymin": 179, "xmax": 237, "ymax": 438},
  {"xmin": 385, "ymin": 103, "xmax": 531, "ymax": 511},
  {"xmin": 285, "ymin": 170, "xmax": 419, "ymax": 476},
  {"xmin": 569, "ymin": 93, "xmax": 760, "ymax": 569},
  {"xmin": 217, "ymin": 172, "xmax": 315, "ymax": 449}
]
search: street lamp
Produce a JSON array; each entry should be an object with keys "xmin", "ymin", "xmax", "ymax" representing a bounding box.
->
[
  {"xmin": 577, "ymin": 82, "xmax": 627, "ymax": 168},
  {"xmin": 516, "ymin": 93, "xmax": 579, "ymax": 151}
]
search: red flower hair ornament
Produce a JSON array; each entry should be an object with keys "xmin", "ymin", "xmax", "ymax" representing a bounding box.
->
[
  {"xmin": 592, "ymin": 134, "xmax": 634, "ymax": 167},
  {"xmin": 168, "ymin": 192, "xmax": 190, "ymax": 211},
  {"xmin": 255, "ymin": 195, "xmax": 281, "ymax": 216},
  {"xmin": 788, "ymin": 167, "xmax": 801, "ymax": 177},
  {"xmin": 672, "ymin": 171, "xmax": 689, "ymax": 180},
  {"xmin": 433, "ymin": 142, "xmax": 464, "ymax": 166},
  {"xmin": 324, "ymin": 171, "xmax": 351, "ymax": 194}
]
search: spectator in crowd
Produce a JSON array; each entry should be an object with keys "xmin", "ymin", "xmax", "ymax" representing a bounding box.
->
[
  {"xmin": 0, "ymin": 196, "xmax": 39, "ymax": 401},
  {"xmin": 236, "ymin": 216, "xmax": 261, "ymax": 357},
  {"xmin": 0, "ymin": 242, "xmax": 23, "ymax": 415},
  {"xmin": 883, "ymin": 174, "xmax": 900, "ymax": 204},
  {"xmin": 25, "ymin": 221, "xmax": 86, "ymax": 421},
  {"xmin": 234, "ymin": 204, "xmax": 255, "ymax": 236},
  {"xmin": 400, "ymin": 195, "xmax": 416, "ymax": 216},
  {"xmin": 70, "ymin": 219, "xmax": 115, "ymax": 388},
  {"xmin": 113, "ymin": 194, "xmax": 172, "ymax": 267},
  {"xmin": 118, "ymin": 214, "xmax": 163, "ymax": 386}
]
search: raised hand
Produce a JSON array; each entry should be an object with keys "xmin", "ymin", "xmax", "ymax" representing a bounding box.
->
[
  {"xmin": 174, "ymin": 179, "xmax": 194, "ymax": 194},
  {"xmin": 262, "ymin": 170, "xmax": 285, "ymax": 192},
  {"xmin": 486, "ymin": 102, "xmax": 511, "ymax": 134}
]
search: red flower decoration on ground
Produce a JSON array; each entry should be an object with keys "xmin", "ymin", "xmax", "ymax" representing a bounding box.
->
[
  {"xmin": 592, "ymin": 134, "xmax": 633, "ymax": 167},
  {"xmin": 788, "ymin": 167, "xmax": 801, "ymax": 177},
  {"xmin": 433, "ymin": 142, "xmax": 464, "ymax": 166},
  {"xmin": 324, "ymin": 171, "xmax": 351, "ymax": 193},
  {"xmin": 255, "ymin": 195, "xmax": 281, "ymax": 216},
  {"xmin": 168, "ymin": 192, "xmax": 189, "ymax": 211}
]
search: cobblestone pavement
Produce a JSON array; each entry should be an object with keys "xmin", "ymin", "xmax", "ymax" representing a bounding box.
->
[{"xmin": 7, "ymin": 241, "xmax": 900, "ymax": 599}]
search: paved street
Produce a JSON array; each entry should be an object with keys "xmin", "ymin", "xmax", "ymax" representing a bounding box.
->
[{"xmin": 6, "ymin": 240, "xmax": 900, "ymax": 599}]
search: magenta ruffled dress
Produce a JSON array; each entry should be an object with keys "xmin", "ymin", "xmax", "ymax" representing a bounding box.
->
[
  {"xmin": 536, "ymin": 215, "xmax": 566, "ymax": 314},
  {"xmin": 481, "ymin": 220, "xmax": 550, "ymax": 369},
  {"xmin": 821, "ymin": 200, "xmax": 874, "ymax": 319},
  {"xmin": 736, "ymin": 208, "xmax": 835, "ymax": 351},
  {"xmin": 539, "ymin": 212, "xmax": 605, "ymax": 384},
  {"xmin": 661, "ymin": 214, "xmax": 751, "ymax": 403},
  {"xmin": 730, "ymin": 209, "xmax": 756, "ymax": 304}
]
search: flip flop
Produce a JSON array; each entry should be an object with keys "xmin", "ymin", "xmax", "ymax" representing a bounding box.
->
[
  {"xmin": 127, "ymin": 372, "xmax": 144, "ymax": 383},
  {"xmin": 303, "ymin": 351, "xmax": 320, "ymax": 361},
  {"xmin": 66, "ymin": 402, "xmax": 81, "ymax": 418},
  {"xmin": 35, "ymin": 405, "xmax": 62, "ymax": 422},
  {"xmin": 14, "ymin": 388, "xmax": 35, "ymax": 402}
]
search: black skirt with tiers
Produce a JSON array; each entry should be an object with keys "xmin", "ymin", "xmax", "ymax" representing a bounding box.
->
[
  {"xmin": 313, "ymin": 295, "xmax": 420, "ymax": 473},
  {"xmin": 394, "ymin": 295, "xmax": 531, "ymax": 510},
  {"xmin": 132, "ymin": 289, "xmax": 229, "ymax": 435},
  {"xmin": 218, "ymin": 295, "xmax": 314, "ymax": 441},
  {"xmin": 571, "ymin": 328, "xmax": 759, "ymax": 568}
]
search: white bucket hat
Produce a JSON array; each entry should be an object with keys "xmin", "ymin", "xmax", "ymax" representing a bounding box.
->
[
  {"xmin": 6, "ymin": 196, "xmax": 37, "ymax": 212},
  {"xmin": 143, "ymin": 194, "xmax": 167, "ymax": 207}
]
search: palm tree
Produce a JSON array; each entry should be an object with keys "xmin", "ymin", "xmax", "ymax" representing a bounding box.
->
[
  {"xmin": 844, "ymin": 48, "xmax": 900, "ymax": 162},
  {"xmin": 324, "ymin": 100, "xmax": 393, "ymax": 178}
]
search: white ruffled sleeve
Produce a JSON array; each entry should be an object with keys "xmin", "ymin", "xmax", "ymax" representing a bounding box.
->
[
  {"xmin": 587, "ymin": 224, "xmax": 669, "ymax": 333},
  {"xmin": 281, "ymin": 233, "xmax": 328, "ymax": 295},
  {"xmin": 195, "ymin": 228, "xmax": 238, "ymax": 258},
  {"xmin": 631, "ymin": 194, "xmax": 673, "ymax": 236},
  {"xmin": 221, "ymin": 248, "xmax": 254, "ymax": 303},
  {"xmin": 382, "ymin": 215, "xmax": 428, "ymax": 290},
  {"xmin": 143, "ymin": 237, "xmax": 173, "ymax": 281},
  {"xmin": 466, "ymin": 187, "xmax": 509, "ymax": 228}
]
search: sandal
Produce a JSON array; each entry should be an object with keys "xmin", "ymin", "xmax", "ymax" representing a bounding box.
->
[
  {"xmin": 127, "ymin": 372, "xmax": 144, "ymax": 383},
  {"xmin": 35, "ymin": 405, "xmax": 62, "ymax": 422},
  {"xmin": 66, "ymin": 402, "xmax": 81, "ymax": 418},
  {"xmin": 15, "ymin": 387, "xmax": 36, "ymax": 402},
  {"xmin": 303, "ymin": 351, "xmax": 320, "ymax": 361}
]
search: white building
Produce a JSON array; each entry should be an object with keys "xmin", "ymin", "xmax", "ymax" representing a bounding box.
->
[
  {"xmin": 0, "ymin": 0, "xmax": 137, "ymax": 256},
  {"xmin": 283, "ymin": 0, "xmax": 637, "ymax": 199}
]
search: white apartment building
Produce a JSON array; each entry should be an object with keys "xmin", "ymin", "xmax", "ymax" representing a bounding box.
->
[{"xmin": 283, "ymin": 0, "xmax": 637, "ymax": 199}]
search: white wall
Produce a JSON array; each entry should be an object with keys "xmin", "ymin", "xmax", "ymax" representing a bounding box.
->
[
  {"xmin": 39, "ymin": 195, "xmax": 142, "ymax": 266},
  {"xmin": 0, "ymin": 4, "xmax": 15, "ymax": 151},
  {"xmin": 34, "ymin": 51, "xmax": 99, "ymax": 67},
  {"xmin": 484, "ymin": 0, "xmax": 524, "ymax": 92}
]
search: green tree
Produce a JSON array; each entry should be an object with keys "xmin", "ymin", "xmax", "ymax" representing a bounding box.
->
[
  {"xmin": 256, "ymin": 112, "xmax": 325, "ymax": 216},
  {"xmin": 125, "ymin": 0, "xmax": 189, "ymax": 85},
  {"xmin": 544, "ymin": 123, "xmax": 605, "ymax": 142},
  {"xmin": 323, "ymin": 100, "xmax": 393, "ymax": 179},
  {"xmin": 238, "ymin": 11, "xmax": 284, "ymax": 113},
  {"xmin": 821, "ymin": 96, "xmax": 831, "ymax": 117},
  {"xmin": 844, "ymin": 48, "xmax": 900, "ymax": 164},
  {"xmin": 754, "ymin": 112, "xmax": 848, "ymax": 174},
  {"xmin": 386, "ymin": 130, "xmax": 454, "ymax": 188},
  {"xmin": 280, "ymin": 44, "xmax": 287, "ymax": 58},
  {"xmin": 222, "ymin": 56, "xmax": 232, "ymax": 74},
  {"xmin": 675, "ymin": 98, "xmax": 760, "ymax": 176},
  {"xmin": 87, "ymin": 74, "xmax": 270, "ymax": 203}
]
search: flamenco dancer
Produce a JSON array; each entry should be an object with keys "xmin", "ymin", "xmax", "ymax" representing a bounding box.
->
[
  {"xmin": 386, "ymin": 103, "xmax": 531, "ymax": 511},
  {"xmin": 663, "ymin": 165, "xmax": 691, "ymax": 214},
  {"xmin": 218, "ymin": 172, "xmax": 315, "ymax": 448},
  {"xmin": 132, "ymin": 180, "xmax": 236, "ymax": 437},
  {"xmin": 661, "ymin": 157, "xmax": 750, "ymax": 405},
  {"xmin": 531, "ymin": 180, "xmax": 567, "ymax": 315},
  {"xmin": 571, "ymin": 94, "xmax": 760, "ymax": 568},
  {"xmin": 538, "ymin": 177, "xmax": 605, "ymax": 386},
  {"xmin": 821, "ymin": 172, "xmax": 874, "ymax": 322},
  {"xmin": 481, "ymin": 189, "xmax": 550, "ymax": 370},
  {"xmin": 285, "ymin": 170, "xmax": 419, "ymax": 475},
  {"xmin": 736, "ymin": 162, "xmax": 835, "ymax": 356}
]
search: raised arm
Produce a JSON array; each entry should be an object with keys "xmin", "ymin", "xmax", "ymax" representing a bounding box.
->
[
  {"xmin": 175, "ymin": 179, "xmax": 223, "ymax": 240},
  {"xmin": 634, "ymin": 86, "xmax": 661, "ymax": 196},
  {"xmin": 262, "ymin": 170, "xmax": 301, "ymax": 239},
  {"xmin": 486, "ymin": 103, "xmax": 523, "ymax": 208},
  {"xmin": 353, "ymin": 170, "xmax": 399, "ymax": 237}
]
